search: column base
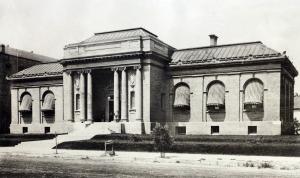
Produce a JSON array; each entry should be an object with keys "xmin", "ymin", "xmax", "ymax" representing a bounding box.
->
[{"xmin": 85, "ymin": 120, "xmax": 93, "ymax": 125}]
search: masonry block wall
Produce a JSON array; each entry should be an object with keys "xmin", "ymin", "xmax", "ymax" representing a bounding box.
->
[
  {"xmin": 141, "ymin": 64, "xmax": 151, "ymax": 134},
  {"xmin": 167, "ymin": 64, "xmax": 283, "ymax": 135},
  {"xmin": 0, "ymin": 53, "xmax": 41, "ymax": 133},
  {"xmin": 10, "ymin": 79, "xmax": 67, "ymax": 134}
]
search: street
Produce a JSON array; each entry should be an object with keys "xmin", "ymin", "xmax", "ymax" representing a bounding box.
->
[{"xmin": 0, "ymin": 154, "xmax": 298, "ymax": 178}]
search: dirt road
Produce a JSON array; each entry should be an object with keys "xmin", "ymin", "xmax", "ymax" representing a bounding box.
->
[{"xmin": 0, "ymin": 154, "xmax": 299, "ymax": 178}]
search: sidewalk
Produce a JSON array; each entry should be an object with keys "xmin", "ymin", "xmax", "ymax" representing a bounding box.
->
[{"xmin": 1, "ymin": 146, "xmax": 300, "ymax": 171}]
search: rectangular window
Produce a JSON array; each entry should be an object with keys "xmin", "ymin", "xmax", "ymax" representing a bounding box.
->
[
  {"xmin": 75, "ymin": 94, "xmax": 80, "ymax": 110},
  {"xmin": 176, "ymin": 126, "xmax": 186, "ymax": 135},
  {"xmin": 248, "ymin": 126, "xmax": 257, "ymax": 135},
  {"xmin": 161, "ymin": 93, "xmax": 166, "ymax": 110},
  {"xmin": 22, "ymin": 127, "xmax": 28, "ymax": 133},
  {"xmin": 211, "ymin": 126, "xmax": 219, "ymax": 135},
  {"xmin": 151, "ymin": 122, "xmax": 157, "ymax": 131},
  {"xmin": 44, "ymin": 127, "xmax": 50, "ymax": 134},
  {"xmin": 130, "ymin": 91, "xmax": 135, "ymax": 109}
]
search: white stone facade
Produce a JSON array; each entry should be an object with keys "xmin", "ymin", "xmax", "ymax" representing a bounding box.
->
[{"xmin": 8, "ymin": 28, "xmax": 298, "ymax": 135}]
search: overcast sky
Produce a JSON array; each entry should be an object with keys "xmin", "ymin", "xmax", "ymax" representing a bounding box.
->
[{"xmin": 0, "ymin": 0, "xmax": 300, "ymax": 91}]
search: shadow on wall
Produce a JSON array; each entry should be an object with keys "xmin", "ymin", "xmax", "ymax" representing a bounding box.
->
[
  {"xmin": 208, "ymin": 112, "xmax": 225, "ymax": 122},
  {"xmin": 22, "ymin": 113, "xmax": 32, "ymax": 124},
  {"xmin": 173, "ymin": 108, "xmax": 190, "ymax": 122},
  {"xmin": 44, "ymin": 114, "xmax": 55, "ymax": 124},
  {"xmin": 245, "ymin": 111, "xmax": 264, "ymax": 121}
]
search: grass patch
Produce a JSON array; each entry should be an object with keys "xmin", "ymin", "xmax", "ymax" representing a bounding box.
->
[
  {"xmin": 0, "ymin": 134, "xmax": 57, "ymax": 147},
  {"xmin": 56, "ymin": 134, "xmax": 300, "ymax": 157}
]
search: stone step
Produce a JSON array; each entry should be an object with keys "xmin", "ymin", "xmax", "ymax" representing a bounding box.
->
[{"xmin": 15, "ymin": 122, "xmax": 122, "ymax": 150}]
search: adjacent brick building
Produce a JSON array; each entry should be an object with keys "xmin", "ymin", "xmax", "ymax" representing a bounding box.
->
[
  {"xmin": 7, "ymin": 28, "xmax": 298, "ymax": 135},
  {"xmin": 0, "ymin": 45, "xmax": 57, "ymax": 133}
]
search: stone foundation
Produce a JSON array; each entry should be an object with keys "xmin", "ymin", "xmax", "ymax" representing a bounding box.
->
[{"xmin": 167, "ymin": 121, "xmax": 281, "ymax": 135}]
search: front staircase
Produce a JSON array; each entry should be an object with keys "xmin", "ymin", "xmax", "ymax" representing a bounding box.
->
[{"xmin": 14, "ymin": 122, "xmax": 121, "ymax": 150}]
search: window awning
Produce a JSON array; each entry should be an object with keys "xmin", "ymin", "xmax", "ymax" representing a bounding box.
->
[
  {"xmin": 207, "ymin": 83, "xmax": 225, "ymax": 106},
  {"xmin": 244, "ymin": 80, "xmax": 263, "ymax": 104},
  {"xmin": 174, "ymin": 85, "xmax": 190, "ymax": 108},
  {"xmin": 41, "ymin": 93, "xmax": 55, "ymax": 111},
  {"xmin": 19, "ymin": 94, "xmax": 32, "ymax": 112}
]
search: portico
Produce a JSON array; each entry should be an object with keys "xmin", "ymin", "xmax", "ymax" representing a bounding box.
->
[{"xmin": 63, "ymin": 65, "xmax": 143, "ymax": 125}]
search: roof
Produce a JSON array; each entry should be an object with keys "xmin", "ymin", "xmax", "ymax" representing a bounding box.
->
[
  {"xmin": 170, "ymin": 41, "xmax": 281, "ymax": 65},
  {"xmin": 8, "ymin": 62, "xmax": 63, "ymax": 80},
  {"xmin": 0, "ymin": 44, "xmax": 57, "ymax": 63},
  {"xmin": 294, "ymin": 95, "xmax": 300, "ymax": 110},
  {"xmin": 69, "ymin": 28, "xmax": 158, "ymax": 46}
]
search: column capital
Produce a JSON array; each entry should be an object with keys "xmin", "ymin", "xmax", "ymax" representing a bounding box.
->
[
  {"xmin": 85, "ymin": 69, "xmax": 92, "ymax": 74},
  {"xmin": 64, "ymin": 70, "xmax": 72, "ymax": 75},
  {"xmin": 120, "ymin": 67, "xmax": 127, "ymax": 71},
  {"xmin": 76, "ymin": 70, "xmax": 84, "ymax": 75},
  {"xmin": 134, "ymin": 65, "xmax": 142, "ymax": 70},
  {"xmin": 111, "ymin": 67, "xmax": 119, "ymax": 72}
]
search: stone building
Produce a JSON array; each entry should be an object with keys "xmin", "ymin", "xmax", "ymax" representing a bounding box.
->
[
  {"xmin": 0, "ymin": 44, "xmax": 57, "ymax": 133},
  {"xmin": 294, "ymin": 94, "xmax": 300, "ymax": 123},
  {"xmin": 8, "ymin": 28, "xmax": 298, "ymax": 135}
]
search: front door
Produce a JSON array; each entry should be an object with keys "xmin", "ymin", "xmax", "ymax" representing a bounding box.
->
[
  {"xmin": 109, "ymin": 99, "xmax": 114, "ymax": 122},
  {"xmin": 105, "ymin": 95, "xmax": 114, "ymax": 122}
]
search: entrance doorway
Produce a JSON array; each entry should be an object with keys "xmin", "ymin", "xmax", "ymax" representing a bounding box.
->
[{"xmin": 105, "ymin": 95, "xmax": 114, "ymax": 122}]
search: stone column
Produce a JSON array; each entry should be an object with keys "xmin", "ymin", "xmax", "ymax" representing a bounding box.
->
[
  {"xmin": 87, "ymin": 70, "xmax": 93, "ymax": 123},
  {"xmin": 80, "ymin": 71, "xmax": 86, "ymax": 122},
  {"xmin": 113, "ymin": 68, "xmax": 120, "ymax": 121},
  {"xmin": 63, "ymin": 71, "xmax": 73, "ymax": 121},
  {"xmin": 135, "ymin": 65, "xmax": 142, "ymax": 121},
  {"xmin": 121, "ymin": 67, "xmax": 128, "ymax": 121}
]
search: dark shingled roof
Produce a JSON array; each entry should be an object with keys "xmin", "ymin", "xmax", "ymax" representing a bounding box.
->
[
  {"xmin": 170, "ymin": 41, "xmax": 281, "ymax": 65},
  {"xmin": 8, "ymin": 62, "xmax": 63, "ymax": 80},
  {"xmin": 68, "ymin": 28, "xmax": 157, "ymax": 46},
  {"xmin": 0, "ymin": 45, "xmax": 57, "ymax": 63}
]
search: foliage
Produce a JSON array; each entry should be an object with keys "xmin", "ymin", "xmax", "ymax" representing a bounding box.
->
[
  {"xmin": 0, "ymin": 134, "xmax": 56, "ymax": 147},
  {"xmin": 258, "ymin": 162, "xmax": 273, "ymax": 169},
  {"xmin": 152, "ymin": 125, "xmax": 173, "ymax": 158},
  {"xmin": 282, "ymin": 118, "xmax": 300, "ymax": 135},
  {"xmin": 294, "ymin": 118, "xmax": 300, "ymax": 135}
]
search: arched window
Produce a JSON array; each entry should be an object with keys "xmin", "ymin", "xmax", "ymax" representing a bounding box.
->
[
  {"xmin": 207, "ymin": 81, "xmax": 225, "ymax": 112},
  {"xmin": 19, "ymin": 93, "xmax": 32, "ymax": 113},
  {"xmin": 173, "ymin": 83, "xmax": 190, "ymax": 109},
  {"xmin": 244, "ymin": 79, "xmax": 264, "ymax": 111},
  {"xmin": 41, "ymin": 91, "xmax": 55, "ymax": 112}
]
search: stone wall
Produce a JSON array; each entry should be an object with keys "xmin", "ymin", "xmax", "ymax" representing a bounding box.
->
[
  {"xmin": 167, "ymin": 64, "xmax": 284, "ymax": 135},
  {"xmin": 0, "ymin": 54, "xmax": 41, "ymax": 133},
  {"xmin": 10, "ymin": 79, "xmax": 67, "ymax": 134}
]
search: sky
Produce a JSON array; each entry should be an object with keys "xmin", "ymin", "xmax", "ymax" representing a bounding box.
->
[{"xmin": 0, "ymin": 0, "xmax": 299, "ymax": 91}]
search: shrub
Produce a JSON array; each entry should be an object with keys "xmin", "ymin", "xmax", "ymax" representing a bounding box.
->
[
  {"xmin": 243, "ymin": 161, "xmax": 255, "ymax": 167},
  {"xmin": 294, "ymin": 118, "xmax": 300, "ymax": 135},
  {"xmin": 258, "ymin": 162, "xmax": 273, "ymax": 169},
  {"xmin": 152, "ymin": 125, "xmax": 173, "ymax": 158},
  {"xmin": 282, "ymin": 118, "xmax": 300, "ymax": 135}
]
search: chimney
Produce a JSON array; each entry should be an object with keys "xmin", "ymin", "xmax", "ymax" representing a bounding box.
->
[
  {"xmin": 0, "ymin": 44, "xmax": 5, "ymax": 53},
  {"xmin": 209, "ymin": 34, "xmax": 218, "ymax": 46}
]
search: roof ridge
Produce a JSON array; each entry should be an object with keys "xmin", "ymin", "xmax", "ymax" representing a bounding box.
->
[
  {"xmin": 1, "ymin": 45, "xmax": 57, "ymax": 62},
  {"xmin": 94, "ymin": 27, "xmax": 158, "ymax": 37},
  {"xmin": 175, "ymin": 41, "xmax": 263, "ymax": 52}
]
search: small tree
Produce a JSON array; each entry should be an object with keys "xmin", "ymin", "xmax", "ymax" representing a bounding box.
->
[
  {"xmin": 282, "ymin": 118, "xmax": 300, "ymax": 135},
  {"xmin": 294, "ymin": 118, "xmax": 300, "ymax": 135},
  {"xmin": 152, "ymin": 124, "xmax": 173, "ymax": 158}
]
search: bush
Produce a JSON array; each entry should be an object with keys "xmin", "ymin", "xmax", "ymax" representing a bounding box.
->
[
  {"xmin": 282, "ymin": 118, "xmax": 300, "ymax": 135},
  {"xmin": 258, "ymin": 162, "xmax": 273, "ymax": 169},
  {"xmin": 152, "ymin": 125, "xmax": 173, "ymax": 158},
  {"xmin": 294, "ymin": 118, "xmax": 300, "ymax": 135}
]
